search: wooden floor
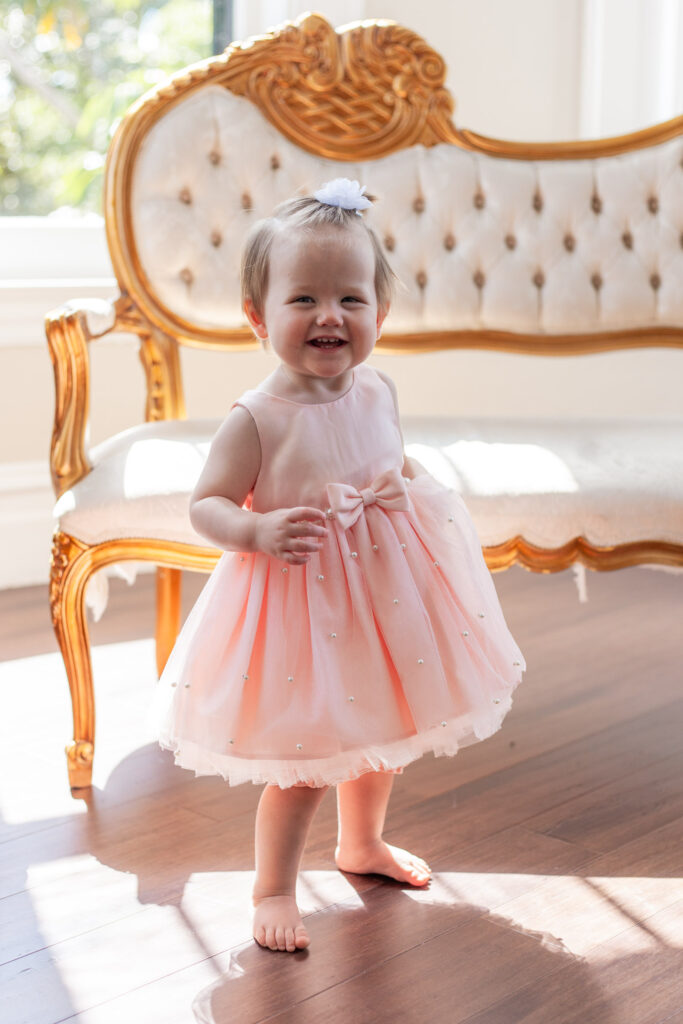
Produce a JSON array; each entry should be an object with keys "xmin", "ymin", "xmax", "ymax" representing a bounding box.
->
[{"xmin": 1, "ymin": 564, "xmax": 682, "ymax": 1024}]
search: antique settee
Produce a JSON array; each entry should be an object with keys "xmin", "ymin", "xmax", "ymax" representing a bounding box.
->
[{"xmin": 46, "ymin": 14, "xmax": 683, "ymax": 790}]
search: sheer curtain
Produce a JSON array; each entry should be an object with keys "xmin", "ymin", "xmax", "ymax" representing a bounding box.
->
[{"xmin": 580, "ymin": 0, "xmax": 683, "ymax": 137}]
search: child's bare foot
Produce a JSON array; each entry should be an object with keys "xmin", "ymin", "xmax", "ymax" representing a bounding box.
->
[
  {"xmin": 334, "ymin": 840, "xmax": 431, "ymax": 886},
  {"xmin": 252, "ymin": 894, "xmax": 310, "ymax": 952}
]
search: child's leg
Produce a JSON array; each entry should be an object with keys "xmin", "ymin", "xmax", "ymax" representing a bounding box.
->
[
  {"xmin": 335, "ymin": 770, "xmax": 431, "ymax": 886},
  {"xmin": 253, "ymin": 782, "xmax": 328, "ymax": 951}
]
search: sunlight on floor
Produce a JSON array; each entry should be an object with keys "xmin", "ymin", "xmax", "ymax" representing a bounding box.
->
[
  {"xmin": 400, "ymin": 871, "xmax": 683, "ymax": 957},
  {"xmin": 1, "ymin": 638, "xmax": 157, "ymax": 825}
]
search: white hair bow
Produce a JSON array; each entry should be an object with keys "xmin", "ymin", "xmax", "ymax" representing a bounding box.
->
[{"xmin": 314, "ymin": 178, "xmax": 372, "ymax": 216}]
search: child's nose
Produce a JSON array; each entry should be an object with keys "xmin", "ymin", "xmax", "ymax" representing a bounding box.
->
[{"xmin": 316, "ymin": 303, "xmax": 343, "ymax": 326}]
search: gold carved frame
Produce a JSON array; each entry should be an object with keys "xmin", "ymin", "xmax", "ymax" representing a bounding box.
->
[{"xmin": 46, "ymin": 13, "xmax": 683, "ymax": 788}]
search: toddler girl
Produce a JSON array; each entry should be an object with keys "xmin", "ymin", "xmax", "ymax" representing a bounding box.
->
[{"xmin": 152, "ymin": 179, "xmax": 526, "ymax": 953}]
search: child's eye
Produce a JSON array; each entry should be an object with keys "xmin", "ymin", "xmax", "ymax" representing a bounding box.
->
[
  {"xmin": 292, "ymin": 296, "xmax": 314, "ymax": 303},
  {"xmin": 342, "ymin": 296, "xmax": 361, "ymax": 304}
]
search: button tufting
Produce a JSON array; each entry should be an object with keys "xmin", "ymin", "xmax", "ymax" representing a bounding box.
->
[
  {"xmin": 444, "ymin": 233, "xmax": 456, "ymax": 251},
  {"xmin": 532, "ymin": 191, "xmax": 543, "ymax": 212},
  {"xmin": 270, "ymin": 154, "xmax": 280, "ymax": 170},
  {"xmin": 413, "ymin": 196, "xmax": 425, "ymax": 214},
  {"xmin": 591, "ymin": 194, "xmax": 602, "ymax": 214},
  {"xmin": 384, "ymin": 235, "xmax": 395, "ymax": 252},
  {"xmin": 416, "ymin": 270, "xmax": 427, "ymax": 289},
  {"xmin": 179, "ymin": 187, "xmax": 192, "ymax": 205},
  {"xmin": 241, "ymin": 192, "xmax": 252, "ymax": 212},
  {"xmin": 208, "ymin": 150, "xmax": 221, "ymax": 165},
  {"xmin": 473, "ymin": 191, "xmax": 485, "ymax": 210},
  {"xmin": 504, "ymin": 234, "xmax": 516, "ymax": 250},
  {"xmin": 473, "ymin": 269, "xmax": 485, "ymax": 289},
  {"xmin": 532, "ymin": 270, "xmax": 545, "ymax": 288},
  {"xmin": 622, "ymin": 231, "xmax": 633, "ymax": 250},
  {"xmin": 650, "ymin": 272, "xmax": 661, "ymax": 290},
  {"xmin": 563, "ymin": 233, "xmax": 575, "ymax": 252},
  {"xmin": 210, "ymin": 230, "xmax": 222, "ymax": 247},
  {"xmin": 180, "ymin": 267, "xmax": 193, "ymax": 285},
  {"xmin": 591, "ymin": 272, "xmax": 603, "ymax": 290},
  {"xmin": 647, "ymin": 196, "xmax": 659, "ymax": 214}
]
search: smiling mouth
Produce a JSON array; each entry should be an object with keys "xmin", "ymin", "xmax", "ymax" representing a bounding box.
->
[{"xmin": 308, "ymin": 338, "xmax": 346, "ymax": 349}]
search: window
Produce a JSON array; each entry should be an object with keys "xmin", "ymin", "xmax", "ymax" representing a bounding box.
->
[{"xmin": 1, "ymin": 1, "xmax": 213, "ymax": 218}]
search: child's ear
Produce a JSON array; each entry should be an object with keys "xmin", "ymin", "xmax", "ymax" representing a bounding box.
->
[
  {"xmin": 244, "ymin": 298, "xmax": 268, "ymax": 340},
  {"xmin": 376, "ymin": 306, "xmax": 389, "ymax": 339}
]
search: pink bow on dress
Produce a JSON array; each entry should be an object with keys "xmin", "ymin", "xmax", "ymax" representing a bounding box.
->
[{"xmin": 325, "ymin": 467, "xmax": 410, "ymax": 529}]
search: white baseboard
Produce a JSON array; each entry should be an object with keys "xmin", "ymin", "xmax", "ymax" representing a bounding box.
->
[{"xmin": 0, "ymin": 460, "xmax": 55, "ymax": 588}]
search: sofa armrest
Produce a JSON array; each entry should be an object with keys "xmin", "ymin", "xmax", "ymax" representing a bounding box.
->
[{"xmin": 45, "ymin": 294, "xmax": 186, "ymax": 499}]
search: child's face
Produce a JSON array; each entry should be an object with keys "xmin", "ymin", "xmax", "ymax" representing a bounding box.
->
[{"xmin": 245, "ymin": 224, "xmax": 387, "ymax": 387}]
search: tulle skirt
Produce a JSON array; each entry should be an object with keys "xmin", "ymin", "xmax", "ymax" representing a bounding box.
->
[{"xmin": 149, "ymin": 475, "xmax": 526, "ymax": 787}]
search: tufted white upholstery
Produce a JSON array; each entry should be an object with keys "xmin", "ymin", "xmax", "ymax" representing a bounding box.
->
[
  {"xmin": 55, "ymin": 416, "xmax": 683, "ymax": 552},
  {"xmin": 133, "ymin": 88, "xmax": 683, "ymax": 336}
]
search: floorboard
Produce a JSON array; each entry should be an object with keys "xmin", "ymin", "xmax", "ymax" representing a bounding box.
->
[{"xmin": 0, "ymin": 564, "xmax": 681, "ymax": 1024}]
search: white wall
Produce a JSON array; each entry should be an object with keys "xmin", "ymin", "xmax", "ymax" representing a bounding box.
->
[{"xmin": 2, "ymin": 0, "xmax": 683, "ymax": 588}]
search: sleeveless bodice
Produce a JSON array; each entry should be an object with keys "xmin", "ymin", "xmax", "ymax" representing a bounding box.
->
[{"xmin": 234, "ymin": 364, "xmax": 403, "ymax": 513}]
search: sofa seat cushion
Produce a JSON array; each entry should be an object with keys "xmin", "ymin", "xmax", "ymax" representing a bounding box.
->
[
  {"xmin": 53, "ymin": 416, "xmax": 683, "ymax": 551},
  {"xmin": 403, "ymin": 416, "xmax": 683, "ymax": 549}
]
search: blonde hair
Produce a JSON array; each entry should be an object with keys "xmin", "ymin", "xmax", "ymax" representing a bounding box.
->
[{"xmin": 240, "ymin": 193, "xmax": 395, "ymax": 317}]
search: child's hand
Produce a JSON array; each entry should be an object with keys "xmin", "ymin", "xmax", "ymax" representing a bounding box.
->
[{"xmin": 254, "ymin": 507, "xmax": 328, "ymax": 564}]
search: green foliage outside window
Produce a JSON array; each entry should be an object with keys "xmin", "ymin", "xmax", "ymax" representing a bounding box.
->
[{"xmin": 0, "ymin": 1, "xmax": 212, "ymax": 216}]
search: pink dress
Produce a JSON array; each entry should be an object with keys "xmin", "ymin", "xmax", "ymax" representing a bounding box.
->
[{"xmin": 153, "ymin": 364, "xmax": 526, "ymax": 787}]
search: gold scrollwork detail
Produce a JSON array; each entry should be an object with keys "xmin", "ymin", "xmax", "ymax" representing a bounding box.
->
[
  {"xmin": 67, "ymin": 739, "xmax": 94, "ymax": 767},
  {"xmin": 228, "ymin": 16, "xmax": 456, "ymax": 158},
  {"xmin": 49, "ymin": 530, "xmax": 83, "ymax": 625},
  {"xmin": 484, "ymin": 535, "xmax": 683, "ymax": 573},
  {"xmin": 139, "ymin": 327, "xmax": 186, "ymax": 422},
  {"xmin": 66, "ymin": 740, "xmax": 95, "ymax": 788}
]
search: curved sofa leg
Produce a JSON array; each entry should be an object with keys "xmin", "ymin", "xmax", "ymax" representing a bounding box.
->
[
  {"xmin": 50, "ymin": 531, "xmax": 97, "ymax": 791},
  {"xmin": 156, "ymin": 566, "xmax": 182, "ymax": 677}
]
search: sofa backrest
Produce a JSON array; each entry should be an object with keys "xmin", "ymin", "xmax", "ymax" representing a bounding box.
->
[{"xmin": 105, "ymin": 13, "xmax": 683, "ymax": 355}]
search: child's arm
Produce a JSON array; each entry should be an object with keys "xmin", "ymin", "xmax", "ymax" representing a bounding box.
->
[
  {"xmin": 374, "ymin": 369, "xmax": 429, "ymax": 480},
  {"xmin": 190, "ymin": 406, "xmax": 327, "ymax": 564}
]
